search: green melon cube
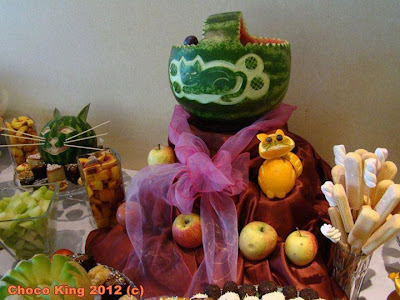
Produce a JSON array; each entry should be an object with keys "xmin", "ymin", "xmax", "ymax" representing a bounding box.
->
[
  {"xmin": 44, "ymin": 190, "xmax": 53, "ymax": 200},
  {"xmin": 19, "ymin": 220, "xmax": 35, "ymax": 229},
  {"xmin": 27, "ymin": 206, "xmax": 42, "ymax": 218},
  {"xmin": 0, "ymin": 201, "xmax": 8, "ymax": 211},
  {"xmin": 31, "ymin": 189, "xmax": 44, "ymax": 200},
  {"xmin": 14, "ymin": 202, "xmax": 28, "ymax": 215}
]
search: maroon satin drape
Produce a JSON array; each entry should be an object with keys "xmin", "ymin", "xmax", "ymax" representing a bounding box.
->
[{"xmin": 86, "ymin": 123, "xmax": 347, "ymax": 300}]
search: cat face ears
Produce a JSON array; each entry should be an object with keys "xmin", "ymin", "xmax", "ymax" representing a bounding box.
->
[
  {"xmin": 77, "ymin": 104, "xmax": 90, "ymax": 121},
  {"xmin": 52, "ymin": 104, "xmax": 90, "ymax": 121}
]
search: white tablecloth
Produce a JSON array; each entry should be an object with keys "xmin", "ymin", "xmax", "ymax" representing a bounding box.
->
[{"xmin": 0, "ymin": 150, "xmax": 398, "ymax": 299}]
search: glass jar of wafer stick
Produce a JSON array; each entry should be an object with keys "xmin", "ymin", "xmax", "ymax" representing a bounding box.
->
[{"xmin": 332, "ymin": 242, "xmax": 372, "ymax": 300}]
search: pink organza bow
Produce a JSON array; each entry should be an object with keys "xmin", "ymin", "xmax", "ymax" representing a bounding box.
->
[{"xmin": 126, "ymin": 104, "xmax": 296, "ymax": 296}]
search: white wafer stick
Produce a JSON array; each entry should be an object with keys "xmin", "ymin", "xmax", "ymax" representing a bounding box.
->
[
  {"xmin": 348, "ymin": 206, "xmax": 380, "ymax": 254},
  {"xmin": 355, "ymin": 149, "xmax": 368, "ymax": 157},
  {"xmin": 328, "ymin": 207, "xmax": 348, "ymax": 244},
  {"xmin": 374, "ymin": 184, "xmax": 400, "ymax": 230},
  {"xmin": 333, "ymin": 145, "xmax": 346, "ymax": 166},
  {"xmin": 321, "ymin": 181, "xmax": 335, "ymax": 206},
  {"xmin": 370, "ymin": 180, "xmax": 394, "ymax": 209},
  {"xmin": 333, "ymin": 184, "xmax": 354, "ymax": 232},
  {"xmin": 362, "ymin": 214, "xmax": 400, "ymax": 255},
  {"xmin": 377, "ymin": 161, "xmax": 397, "ymax": 183},
  {"xmin": 331, "ymin": 165, "xmax": 345, "ymax": 187},
  {"xmin": 344, "ymin": 152, "xmax": 363, "ymax": 211}
]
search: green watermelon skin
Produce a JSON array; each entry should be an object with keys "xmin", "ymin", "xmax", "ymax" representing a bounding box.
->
[
  {"xmin": 169, "ymin": 11, "xmax": 291, "ymax": 124},
  {"xmin": 39, "ymin": 116, "xmax": 97, "ymax": 165}
]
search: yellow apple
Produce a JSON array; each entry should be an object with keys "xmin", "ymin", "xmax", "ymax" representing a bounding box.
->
[
  {"xmin": 239, "ymin": 221, "xmax": 278, "ymax": 261},
  {"xmin": 147, "ymin": 144, "xmax": 176, "ymax": 165},
  {"xmin": 285, "ymin": 229, "xmax": 318, "ymax": 266}
]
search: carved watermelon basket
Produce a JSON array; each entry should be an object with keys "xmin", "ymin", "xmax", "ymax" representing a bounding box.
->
[{"xmin": 169, "ymin": 11, "xmax": 291, "ymax": 127}]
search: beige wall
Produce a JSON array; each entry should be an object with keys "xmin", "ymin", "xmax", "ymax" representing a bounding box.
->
[{"xmin": 1, "ymin": 1, "xmax": 399, "ymax": 179}]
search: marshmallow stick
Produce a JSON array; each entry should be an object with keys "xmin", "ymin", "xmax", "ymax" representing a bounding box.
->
[
  {"xmin": 328, "ymin": 207, "xmax": 348, "ymax": 244},
  {"xmin": 321, "ymin": 224, "xmax": 341, "ymax": 243},
  {"xmin": 363, "ymin": 158, "xmax": 377, "ymax": 205},
  {"xmin": 362, "ymin": 214, "xmax": 400, "ymax": 255},
  {"xmin": 374, "ymin": 184, "xmax": 400, "ymax": 230},
  {"xmin": 344, "ymin": 153, "xmax": 364, "ymax": 211},
  {"xmin": 375, "ymin": 148, "xmax": 388, "ymax": 173},
  {"xmin": 333, "ymin": 145, "xmax": 346, "ymax": 166},
  {"xmin": 348, "ymin": 206, "xmax": 380, "ymax": 254},
  {"xmin": 331, "ymin": 165, "xmax": 346, "ymax": 187},
  {"xmin": 370, "ymin": 180, "xmax": 394, "ymax": 209},
  {"xmin": 321, "ymin": 181, "xmax": 335, "ymax": 206},
  {"xmin": 333, "ymin": 184, "xmax": 354, "ymax": 232},
  {"xmin": 361, "ymin": 153, "xmax": 379, "ymax": 198}
]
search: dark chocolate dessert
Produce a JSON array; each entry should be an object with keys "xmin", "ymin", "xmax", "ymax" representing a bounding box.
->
[
  {"xmin": 204, "ymin": 284, "xmax": 222, "ymax": 300},
  {"xmin": 299, "ymin": 288, "xmax": 319, "ymax": 300},
  {"xmin": 258, "ymin": 281, "xmax": 278, "ymax": 296},
  {"xmin": 282, "ymin": 285, "xmax": 297, "ymax": 299},
  {"xmin": 65, "ymin": 163, "xmax": 80, "ymax": 184},
  {"xmin": 238, "ymin": 284, "xmax": 256, "ymax": 299},
  {"xmin": 222, "ymin": 281, "xmax": 239, "ymax": 294}
]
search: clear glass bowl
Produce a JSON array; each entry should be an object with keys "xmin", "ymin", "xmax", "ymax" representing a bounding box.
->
[{"xmin": 0, "ymin": 183, "xmax": 59, "ymax": 260}]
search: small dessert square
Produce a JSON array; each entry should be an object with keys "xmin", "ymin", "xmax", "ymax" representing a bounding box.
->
[{"xmin": 46, "ymin": 164, "xmax": 66, "ymax": 183}]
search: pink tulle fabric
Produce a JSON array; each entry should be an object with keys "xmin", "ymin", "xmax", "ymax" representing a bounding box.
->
[{"xmin": 126, "ymin": 104, "xmax": 296, "ymax": 296}]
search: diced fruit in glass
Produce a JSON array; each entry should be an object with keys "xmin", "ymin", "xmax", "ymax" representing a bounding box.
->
[
  {"xmin": 94, "ymin": 169, "xmax": 111, "ymax": 181},
  {"xmin": 89, "ymin": 180, "xmax": 103, "ymax": 191}
]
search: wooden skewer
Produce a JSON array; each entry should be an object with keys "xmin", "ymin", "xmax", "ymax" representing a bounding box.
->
[
  {"xmin": 0, "ymin": 127, "xmax": 45, "ymax": 140},
  {"xmin": 1, "ymin": 133, "xmax": 44, "ymax": 142},
  {"xmin": 67, "ymin": 133, "xmax": 108, "ymax": 143},
  {"xmin": 0, "ymin": 143, "xmax": 44, "ymax": 147},
  {"xmin": 65, "ymin": 121, "xmax": 110, "ymax": 141},
  {"xmin": 63, "ymin": 144, "xmax": 103, "ymax": 151}
]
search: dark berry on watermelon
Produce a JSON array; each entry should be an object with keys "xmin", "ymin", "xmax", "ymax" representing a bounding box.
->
[{"xmin": 184, "ymin": 35, "xmax": 198, "ymax": 45}]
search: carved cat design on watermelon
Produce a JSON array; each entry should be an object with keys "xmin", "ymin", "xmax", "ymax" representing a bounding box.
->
[
  {"xmin": 39, "ymin": 104, "xmax": 98, "ymax": 165},
  {"xmin": 179, "ymin": 60, "xmax": 247, "ymax": 102}
]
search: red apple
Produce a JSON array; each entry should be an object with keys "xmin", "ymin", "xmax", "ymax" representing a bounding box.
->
[
  {"xmin": 147, "ymin": 144, "xmax": 176, "ymax": 165},
  {"xmin": 172, "ymin": 213, "xmax": 202, "ymax": 248},
  {"xmin": 285, "ymin": 228, "xmax": 318, "ymax": 266},
  {"xmin": 116, "ymin": 202, "xmax": 127, "ymax": 229},
  {"xmin": 116, "ymin": 202, "xmax": 146, "ymax": 230},
  {"xmin": 53, "ymin": 248, "xmax": 74, "ymax": 256},
  {"xmin": 239, "ymin": 221, "xmax": 278, "ymax": 261}
]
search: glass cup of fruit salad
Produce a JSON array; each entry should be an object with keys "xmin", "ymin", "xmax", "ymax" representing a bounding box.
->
[
  {"xmin": 2, "ymin": 116, "xmax": 40, "ymax": 167},
  {"xmin": 0, "ymin": 183, "xmax": 59, "ymax": 260},
  {"xmin": 77, "ymin": 149, "xmax": 125, "ymax": 229}
]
